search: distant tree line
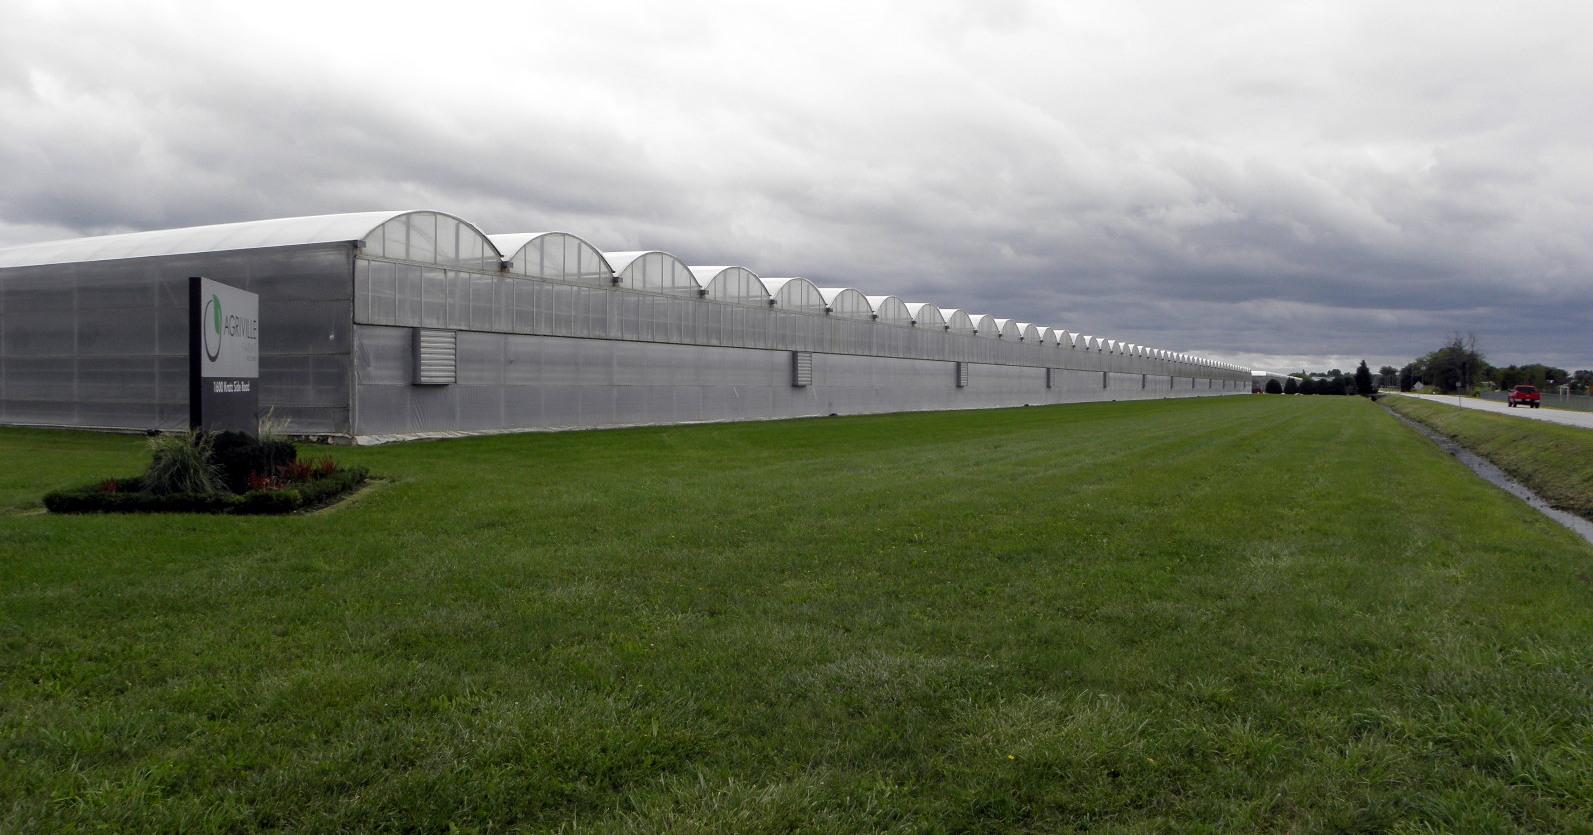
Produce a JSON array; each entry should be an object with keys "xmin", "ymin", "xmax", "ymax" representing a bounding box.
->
[
  {"xmin": 1394, "ymin": 333, "xmax": 1590, "ymax": 394},
  {"xmin": 1264, "ymin": 360, "xmax": 1378, "ymax": 396}
]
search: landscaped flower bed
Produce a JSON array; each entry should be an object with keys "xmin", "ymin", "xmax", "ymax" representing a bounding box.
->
[{"xmin": 45, "ymin": 430, "xmax": 368, "ymax": 515}]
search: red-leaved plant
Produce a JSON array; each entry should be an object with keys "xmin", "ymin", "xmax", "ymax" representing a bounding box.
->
[
  {"xmin": 99, "ymin": 479, "xmax": 120, "ymax": 494},
  {"xmin": 247, "ymin": 471, "xmax": 280, "ymax": 492},
  {"xmin": 279, "ymin": 460, "xmax": 315, "ymax": 482}
]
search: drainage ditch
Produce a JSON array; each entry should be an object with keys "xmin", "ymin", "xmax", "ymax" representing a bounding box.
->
[{"xmin": 1384, "ymin": 405, "xmax": 1593, "ymax": 547}]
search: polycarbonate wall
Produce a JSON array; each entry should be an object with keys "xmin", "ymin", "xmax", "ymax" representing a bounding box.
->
[
  {"xmin": 0, "ymin": 244, "xmax": 354, "ymax": 433},
  {"xmin": 350, "ymin": 251, "xmax": 1249, "ymax": 382},
  {"xmin": 350, "ymin": 327, "xmax": 1241, "ymax": 438}
]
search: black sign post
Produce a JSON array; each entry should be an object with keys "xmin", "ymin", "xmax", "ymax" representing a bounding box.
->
[{"xmin": 189, "ymin": 276, "xmax": 260, "ymax": 435}]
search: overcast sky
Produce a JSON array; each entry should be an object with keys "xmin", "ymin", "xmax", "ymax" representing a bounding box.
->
[{"xmin": 1, "ymin": 0, "xmax": 1588, "ymax": 373}]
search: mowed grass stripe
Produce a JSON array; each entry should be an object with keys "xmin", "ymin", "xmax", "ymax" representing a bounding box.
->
[{"xmin": 3, "ymin": 397, "xmax": 1593, "ymax": 831}]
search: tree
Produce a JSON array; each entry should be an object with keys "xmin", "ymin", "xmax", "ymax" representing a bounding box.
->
[
  {"xmin": 1265, "ymin": 378, "xmax": 1283, "ymax": 394},
  {"xmin": 1377, "ymin": 365, "xmax": 1398, "ymax": 390},
  {"xmin": 1418, "ymin": 332, "xmax": 1488, "ymax": 393},
  {"xmin": 1284, "ymin": 377, "xmax": 1299, "ymax": 395},
  {"xmin": 1354, "ymin": 360, "xmax": 1374, "ymax": 396},
  {"xmin": 1399, "ymin": 363, "xmax": 1417, "ymax": 392},
  {"xmin": 1299, "ymin": 377, "xmax": 1317, "ymax": 395}
]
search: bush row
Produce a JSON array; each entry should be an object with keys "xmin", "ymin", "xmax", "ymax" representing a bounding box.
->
[{"xmin": 45, "ymin": 467, "xmax": 369, "ymax": 515}]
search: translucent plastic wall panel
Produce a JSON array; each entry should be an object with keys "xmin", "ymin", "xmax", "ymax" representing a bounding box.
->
[
  {"xmin": 413, "ymin": 267, "xmax": 442, "ymax": 327},
  {"xmin": 408, "ymin": 213, "xmax": 436, "ymax": 263},
  {"xmin": 383, "ymin": 218, "xmax": 408, "ymax": 260},
  {"xmin": 2, "ymin": 246, "xmax": 352, "ymax": 434},
  {"xmin": 542, "ymin": 237, "xmax": 567, "ymax": 280},
  {"xmin": 435, "ymin": 215, "xmax": 459, "ymax": 263}
]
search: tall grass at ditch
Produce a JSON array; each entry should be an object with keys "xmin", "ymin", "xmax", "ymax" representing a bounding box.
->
[{"xmin": 1387, "ymin": 394, "xmax": 1593, "ymax": 519}]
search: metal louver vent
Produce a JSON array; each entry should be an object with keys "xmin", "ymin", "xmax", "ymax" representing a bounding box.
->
[
  {"xmin": 955, "ymin": 361, "xmax": 969, "ymax": 388},
  {"xmin": 413, "ymin": 328, "xmax": 457, "ymax": 385},
  {"xmin": 791, "ymin": 351, "xmax": 813, "ymax": 387}
]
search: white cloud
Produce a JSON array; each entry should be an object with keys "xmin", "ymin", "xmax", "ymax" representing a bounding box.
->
[{"xmin": 0, "ymin": 0, "xmax": 1589, "ymax": 370}]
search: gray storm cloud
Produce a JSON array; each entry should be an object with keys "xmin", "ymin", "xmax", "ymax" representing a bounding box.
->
[{"xmin": 0, "ymin": 0, "xmax": 1588, "ymax": 372}]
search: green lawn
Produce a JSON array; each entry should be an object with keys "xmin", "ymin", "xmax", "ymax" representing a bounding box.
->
[{"xmin": 3, "ymin": 397, "xmax": 1592, "ymax": 831}]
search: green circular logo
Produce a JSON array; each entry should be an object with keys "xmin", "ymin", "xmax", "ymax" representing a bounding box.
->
[{"xmin": 202, "ymin": 294, "xmax": 223, "ymax": 361}]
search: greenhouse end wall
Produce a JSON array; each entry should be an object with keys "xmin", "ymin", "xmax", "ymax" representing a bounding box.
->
[{"xmin": 0, "ymin": 244, "xmax": 355, "ymax": 434}]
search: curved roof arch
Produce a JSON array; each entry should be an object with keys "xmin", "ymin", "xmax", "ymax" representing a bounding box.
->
[
  {"xmin": 0, "ymin": 210, "xmax": 508, "ymax": 271},
  {"xmin": 819, "ymin": 287, "xmax": 873, "ymax": 319},
  {"xmin": 1036, "ymin": 327, "xmax": 1057, "ymax": 346},
  {"xmin": 760, "ymin": 277, "xmax": 827, "ymax": 314},
  {"xmin": 1016, "ymin": 323, "xmax": 1042, "ymax": 342},
  {"xmin": 1052, "ymin": 328, "xmax": 1073, "ymax": 346},
  {"xmin": 605, "ymin": 250, "xmax": 701, "ymax": 296},
  {"xmin": 865, "ymin": 295, "xmax": 913, "ymax": 325},
  {"xmin": 941, "ymin": 309, "xmax": 975, "ymax": 333},
  {"xmin": 362, "ymin": 211, "xmax": 503, "ymax": 270},
  {"xmin": 904, "ymin": 302, "xmax": 945, "ymax": 328},
  {"xmin": 694, "ymin": 266, "xmax": 769, "ymax": 306},
  {"xmin": 491, "ymin": 231, "xmax": 613, "ymax": 286},
  {"xmin": 969, "ymin": 314, "xmax": 1000, "ymax": 337},
  {"xmin": 992, "ymin": 318, "xmax": 1021, "ymax": 339}
]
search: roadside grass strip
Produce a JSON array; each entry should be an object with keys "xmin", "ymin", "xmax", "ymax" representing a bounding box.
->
[{"xmin": 1388, "ymin": 395, "xmax": 1593, "ymax": 521}]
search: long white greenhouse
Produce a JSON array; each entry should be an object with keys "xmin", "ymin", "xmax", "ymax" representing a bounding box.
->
[{"xmin": 0, "ymin": 210, "xmax": 1250, "ymax": 442}]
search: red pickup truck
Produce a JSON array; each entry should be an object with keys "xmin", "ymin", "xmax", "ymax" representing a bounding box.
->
[{"xmin": 1507, "ymin": 385, "xmax": 1541, "ymax": 408}]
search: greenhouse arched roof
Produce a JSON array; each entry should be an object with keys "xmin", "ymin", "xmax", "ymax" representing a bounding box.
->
[
  {"xmin": 605, "ymin": 250, "xmax": 701, "ymax": 296},
  {"xmin": 865, "ymin": 295, "xmax": 913, "ymax": 325},
  {"xmin": 693, "ymin": 266, "xmax": 769, "ymax": 305},
  {"xmin": 903, "ymin": 302, "xmax": 945, "ymax": 328},
  {"xmin": 0, "ymin": 210, "xmax": 495, "ymax": 269},
  {"xmin": 819, "ymin": 287, "xmax": 872, "ymax": 319},
  {"xmin": 490, "ymin": 231, "xmax": 613, "ymax": 286},
  {"xmin": 760, "ymin": 277, "xmax": 827, "ymax": 314}
]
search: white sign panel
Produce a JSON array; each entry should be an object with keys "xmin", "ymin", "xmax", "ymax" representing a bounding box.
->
[{"xmin": 198, "ymin": 277, "xmax": 259, "ymax": 379}]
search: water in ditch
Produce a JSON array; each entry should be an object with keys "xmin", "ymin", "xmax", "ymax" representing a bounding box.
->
[{"xmin": 1385, "ymin": 407, "xmax": 1593, "ymax": 547}]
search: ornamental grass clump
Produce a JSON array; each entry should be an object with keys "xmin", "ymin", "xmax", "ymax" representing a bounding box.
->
[
  {"xmin": 46, "ymin": 428, "xmax": 368, "ymax": 515},
  {"xmin": 144, "ymin": 430, "xmax": 223, "ymax": 496}
]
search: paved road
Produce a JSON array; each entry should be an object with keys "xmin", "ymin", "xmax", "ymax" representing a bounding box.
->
[{"xmin": 1394, "ymin": 392, "xmax": 1593, "ymax": 430}]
